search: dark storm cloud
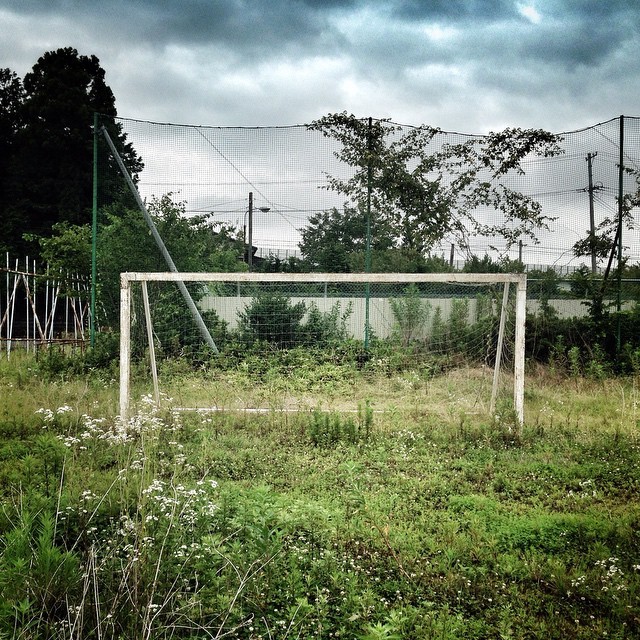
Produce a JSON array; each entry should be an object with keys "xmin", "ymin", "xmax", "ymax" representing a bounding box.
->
[
  {"xmin": 1, "ymin": 0, "xmax": 639, "ymax": 130},
  {"xmin": 2, "ymin": 0, "xmax": 340, "ymax": 53},
  {"xmin": 391, "ymin": 0, "xmax": 520, "ymax": 22},
  {"xmin": 3, "ymin": 0, "xmax": 637, "ymax": 73}
]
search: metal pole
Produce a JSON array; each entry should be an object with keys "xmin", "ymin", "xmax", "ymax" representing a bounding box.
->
[
  {"xmin": 100, "ymin": 126, "xmax": 219, "ymax": 354},
  {"xmin": 25, "ymin": 257, "xmax": 29, "ymax": 353},
  {"xmin": 616, "ymin": 116, "xmax": 624, "ymax": 356},
  {"xmin": 4, "ymin": 252, "xmax": 7, "ymax": 357},
  {"xmin": 490, "ymin": 282, "xmax": 510, "ymax": 416},
  {"xmin": 514, "ymin": 275, "xmax": 527, "ymax": 427},
  {"xmin": 119, "ymin": 274, "xmax": 131, "ymax": 421},
  {"xmin": 141, "ymin": 281, "xmax": 160, "ymax": 406},
  {"xmin": 91, "ymin": 113, "xmax": 98, "ymax": 347},
  {"xmin": 586, "ymin": 152, "xmax": 598, "ymax": 274},
  {"xmin": 364, "ymin": 117, "xmax": 373, "ymax": 349},
  {"xmin": 248, "ymin": 191, "xmax": 254, "ymax": 272}
]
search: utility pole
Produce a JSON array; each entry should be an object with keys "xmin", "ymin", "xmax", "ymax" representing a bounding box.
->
[
  {"xmin": 586, "ymin": 152, "xmax": 601, "ymax": 274},
  {"xmin": 246, "ymin": 192, "xmax": 270, "ymax": 272}
]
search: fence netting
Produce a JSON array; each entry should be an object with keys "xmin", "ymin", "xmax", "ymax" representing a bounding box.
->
[
  {"xmin": 4, "ymin": 115, "xmax": 640, "ymax": 367},
  {"xmin": 102, "ymin": 115, "xmax": 640, "ymax": 271}
]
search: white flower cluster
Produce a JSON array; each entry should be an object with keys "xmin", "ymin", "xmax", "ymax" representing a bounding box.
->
[
  {"xmin": 391, "ymin": 428, "xmax": 425, "ymax": 458},
  {"xmin": 595, "ymin": 557, "xmax": 628, "ymax": 594},
  {"xmin": 141, "ymin": 477, "xmax": 219, "ymax": 528},
  {"xmin": 36, "ymin": 394, "xmax": 183, "ymax": 451},
  {"xmin": 35, "ymin": 404, "xmax": 73, "ymax": 426}
]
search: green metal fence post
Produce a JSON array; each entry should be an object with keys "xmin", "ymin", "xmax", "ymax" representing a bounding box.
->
[
  {"xmin": 616, "ymin": 115, "xmax": 624, "ymax": 358},
  {"xmin": 91, "ymin": 112, "xmax": 98, "ymax": 348},
  {"xmin": 364, "ymin": 116, "xmax": 373, "ymax": 350}
]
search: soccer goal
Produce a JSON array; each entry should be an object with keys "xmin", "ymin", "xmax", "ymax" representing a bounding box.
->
[{"xmin": 119, "ymin": 272, "xmax": 527, "ymax": 423}]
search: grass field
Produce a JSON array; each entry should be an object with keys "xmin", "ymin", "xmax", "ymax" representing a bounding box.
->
[{"xmin": 0, "ymin": 351, "xmax": 639, "ymax": 639}]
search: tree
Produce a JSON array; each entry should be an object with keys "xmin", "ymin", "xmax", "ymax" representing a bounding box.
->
[
  {"xmin": 306, "ymin": 113, "xmax": 562, "ymax": 267},
  {"xmin": 37, "ymin": 195, "xmax": 246, "ymax": 328},
  {"xmin": 0, "ymin": 69, "xmax": 24, "ymax": 235},
  {"xmin": 571, "ymin": 213, "xmax": 633, "ymax": 269},
  {"xmin": 237, "ymin": 293, "xmax": 307, "ymax": 349},
  {"xmin": 299, "ymin": 204, "xmax": 394, "ymax": 272},
  {"xmin": 0, "ymin": 48, "xmax": 141, "ymax": 255},
  {"xmin": 573, "ymin": 165, "xmax": 640, "ymax": 271},
  {"xmin": 98, "ymin": 195, "xmax": 244, "ymax": 326}
]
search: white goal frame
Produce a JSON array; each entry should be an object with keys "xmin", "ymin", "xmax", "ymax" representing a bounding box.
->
[{"xmin": 119, "ymin": 272, "xmax": 527, "ymax": 424}]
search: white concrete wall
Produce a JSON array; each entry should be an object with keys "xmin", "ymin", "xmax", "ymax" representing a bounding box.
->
[
  {"xmin": 199, "ymin": 295, "xmax": 494, "ymax": 339},
  {"xmin": 199, "ymin": 295, "xmax": 612, "ymax": 339}
]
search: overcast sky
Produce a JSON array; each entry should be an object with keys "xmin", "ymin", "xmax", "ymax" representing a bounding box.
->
[{"xmin": 1, "ymin": 0, "xmax": 638, "ymax": 133}]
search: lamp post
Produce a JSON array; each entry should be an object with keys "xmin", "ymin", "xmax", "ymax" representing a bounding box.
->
[{"xmin": 246, "ymin": 191, "xmax": 270, "ymax": 271}]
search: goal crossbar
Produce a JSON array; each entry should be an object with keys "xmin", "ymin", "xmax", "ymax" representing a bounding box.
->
[
  {"xmin": 119, "ymin": 271, "xmax": 527, "ymax": 424},
  {"xmin": 121, "ymin": 272, "xmax": 527, "ymax": 284}
]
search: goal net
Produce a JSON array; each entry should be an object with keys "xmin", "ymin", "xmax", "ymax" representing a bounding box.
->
[{"xmin": 119, "ymin": 272, "xmax": 526, "ymax": 423}]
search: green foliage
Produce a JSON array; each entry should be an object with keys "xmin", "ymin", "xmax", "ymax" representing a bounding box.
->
[
  {"xmin": 359, "ymin": 620, "xmax": 402, "ymax": 640},
  {"xmin": 254, "ymin": 252, "xmax": 306, "ymax": 273},
  {"xmin": 348, "ymin": 247, "xmax": 445, "ymax": 273},
  {"xmin": 307, "ymin": 113, "xmax": 562, "ymax": 262},
  {"xmin": 30, "ymin": 191, "xmax": 244, "ymax": 342},
  {"xmin": 96, "ymin": 195, "xmax": 244, "ymax": 329},
  {"xmin": 526, "ymin": 289, "xmax": 640, "ymax": 373},
  {"xmin": 430, "ymin": 298, "xmax": 473, "ymax": 354},
  {"xmin": 0, "ymin": 48, "xmax": 141, "ymax": 256},
  {"xmin": 0, "ymin": 507, "xmax": 81, "ymax": 637},
  {"xmin": 302, "ymin": 301, "xmax": 353, "ymax": 346},
  {"xmin": 238, "ymin": 292, "xmax": 307, "ymax": 348},
  {"xmin": 462, "ymin": 253, "xmax": 504, "ymax": 273},
  {"xmin": 237, "ymin": 294, "xmax": 353, "ymax": 350},
  {"xmin": 30, "ymin": 222, "xmax": 92, "ymax": 285},
  {"xmin": 1, "ymin": 355, "xmax": 640, "ymax": 638},
  {"xmin": 83, "ymin": 331, "xmax": 120, "ymax": 370},
  {"xmin": 389, "ymin": 284, "xmax": 431, "ymax": 346},
  {"xmin": 299, "ymin": 204, "xmax": 395, "ymax": 272},
  {"xmin": 569, "ymin": 264, "xmax": 597, "ymax": 298},
  {"xmin": 307, "ymin": 402, "xmax": 374, "ymax": 447},
  {"xmin": 527, "ymin": 267, "xmax": 561, "ymax": 299},
  {"xmin": 545, "ymin": 337, "xmax": 612, "ymax": 380}
]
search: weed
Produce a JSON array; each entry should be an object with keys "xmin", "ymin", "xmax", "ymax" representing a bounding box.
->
[{"xmin": 307, "ymin": 402, "xmax": 374, "ymax": 448}]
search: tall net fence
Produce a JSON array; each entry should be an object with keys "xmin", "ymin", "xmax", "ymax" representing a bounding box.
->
[
  {"xmin": 101, "ymin": 115, "xmax": 640, "ymax": 271},
  {"xmin": 91, "ymin": 114, "xmax": 640, "ymax": 379}
]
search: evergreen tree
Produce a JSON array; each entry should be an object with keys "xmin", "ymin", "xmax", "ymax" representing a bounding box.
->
[{"xmin": 0, "ymin": 48, "xmax": 141, "ymax": 255}]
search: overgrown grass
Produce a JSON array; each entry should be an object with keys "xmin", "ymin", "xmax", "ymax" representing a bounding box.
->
[{"xmin": 0, "ymin": 351, "xmax": 639, "ymax": 639}]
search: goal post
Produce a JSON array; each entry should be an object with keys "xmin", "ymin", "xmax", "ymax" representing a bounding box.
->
[{"xmin": 119, "ymin": 271, "xmax": 527, "ymax": 424}]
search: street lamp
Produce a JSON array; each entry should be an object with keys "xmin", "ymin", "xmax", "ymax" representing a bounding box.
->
[{"xmin": 245, "ymin": 191, "xmax": 270, "ymax": 271}]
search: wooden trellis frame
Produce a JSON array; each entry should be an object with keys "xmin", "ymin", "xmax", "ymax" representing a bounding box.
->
[{"xmin": 1, "ymin": 253, "xmax": 90, "ymax": 356}]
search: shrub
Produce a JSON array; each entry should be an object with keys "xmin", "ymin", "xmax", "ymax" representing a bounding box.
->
[
  {"xmin": 389, "ymin": 285, "xmax": 431, "ymax": 346},
  {"xmin": 237, "ymin": 292, "xmax": 306, "ymax": 348}
]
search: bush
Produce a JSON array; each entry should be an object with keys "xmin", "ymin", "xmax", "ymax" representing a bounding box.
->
[
  {"xmin": 301, "ymin": 301, "xmax": 352, "ymax": 347},
  {"xmin": 237, "ymin": 292, "xmax": 307, "ymax": 348},
  {"xmin": 237, "ymin": 294, "xmax": 353, "ymax": 350},
  {"xmin": 389, "ymin": 285, "xmax": 431, "ymax": 346}
]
